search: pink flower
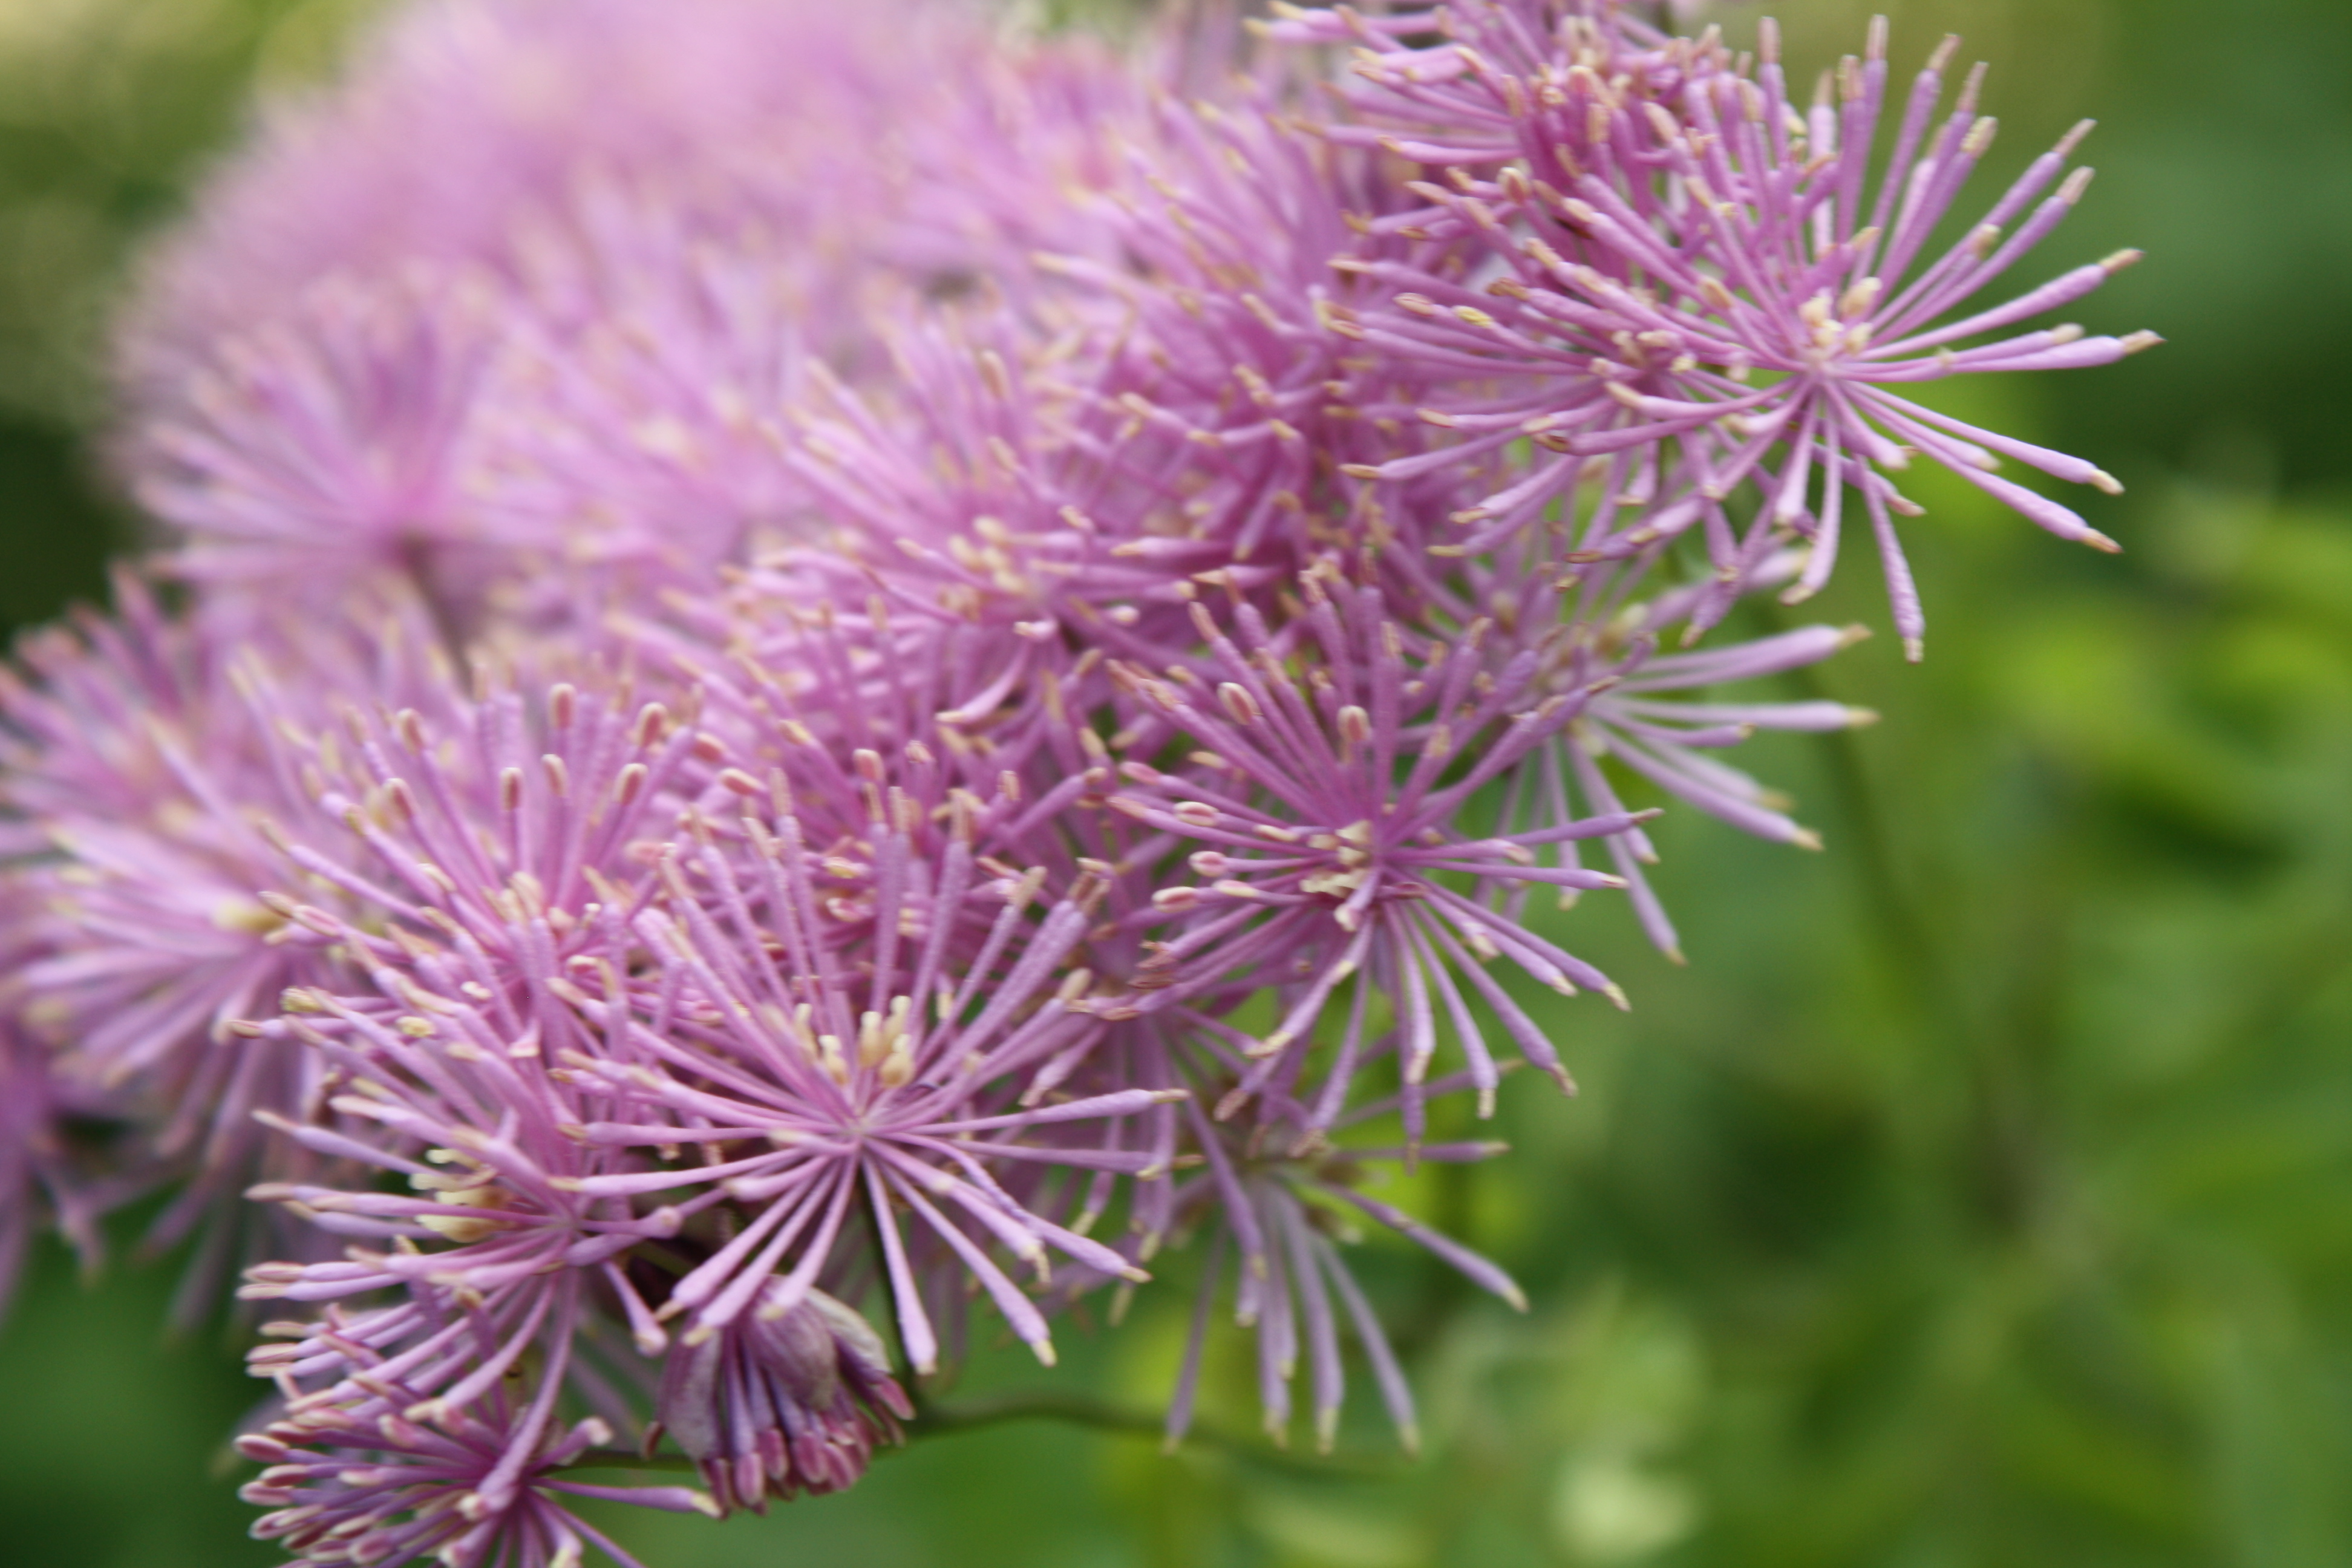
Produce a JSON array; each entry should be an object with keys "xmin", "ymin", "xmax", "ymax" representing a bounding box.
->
[
  {"xmin": 0, "ymin": 0, "xmax": 2150, "ymax": 1540},
  {"xmin": 1281, "ymin": 5, "xmax": 2152, "ymax": 655},
  {"xmin": 118, "ymin": 0, "xmax": 1155, "ymax": 616},
  {"xmin": 124, "ymin": 0, "xmax": 1138, "ymax": 383},
  {"xmin": 0, "ymin": 575, "xmax": 380, "ymax": 1281},
  {"xmin": 1111, "ymin": 573, "xmax": 1648, "ymax": 1136},
  {"xmin": 549, "ymin": 789, "xmax": 1168, "ymax": 1372},
  {"xmin": 1156, "ymin": 1036, "xmax": 1523, "ymax": 1454},
  {"xmin": 652, "ymin": 1284, "xmax": 911, "ymax": 1514},
  {"xmin": 240, "ymin": 1368, "xmax": 713, "ymax": 1568},
  {"xmin": 127, "ymin": 270, "xmax": 518, "ymax": 621}
]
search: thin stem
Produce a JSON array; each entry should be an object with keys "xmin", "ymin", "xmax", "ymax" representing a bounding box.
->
[
  {"xmin": 1780, "ymin": 659, "xmax": 1954, "ymax": 1014},
  {"xmin": 397, "ymin": 533, "xmax": 471, "ymax": 665},
  {"xmin": 912, "ymin": 1387, "xmax": 1166, "ymax": 1438},
  {"xmin": 917, "ymin": 1387, "xmax": 1405, "ymax": 1477},
  {"xmin": 1768, "ymin": 602, "xmax": 2048, "ymax": 1234},
  {"xmin": 557, "ymin": 1390, "xmax": 1403, "ymax": 1481},
  {"xmin": 561, "ymin": 1448, "xmax": 701, "ymax": 1476}
]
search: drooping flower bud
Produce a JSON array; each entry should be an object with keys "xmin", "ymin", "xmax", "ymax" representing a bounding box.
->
[{"xmin": 654, "ymin": 1285, "xmax": 913, "ymax": 1514}]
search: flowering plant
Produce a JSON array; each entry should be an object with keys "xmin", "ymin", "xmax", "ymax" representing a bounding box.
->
[{"xmin": 0, "ymin": 1, "xmax": 2147, "ymax": 1562}]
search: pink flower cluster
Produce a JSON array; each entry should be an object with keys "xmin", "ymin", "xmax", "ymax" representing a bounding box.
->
[{"xmin": 0, "ymin": 1, "xmax": 2146, "ymax": 1561}]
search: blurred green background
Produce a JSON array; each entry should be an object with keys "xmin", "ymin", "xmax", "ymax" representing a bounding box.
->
[{"xmin": 1, "ymin": 1, "xmax": 2348, "ymax": 1564}]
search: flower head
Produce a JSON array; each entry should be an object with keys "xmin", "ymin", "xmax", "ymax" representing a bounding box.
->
[
  {"xmin": 1455, "ymin": 549, "xmax": 1878, "ymax": 958},
  {"xmin": 240, "ymin": 1371, "xmax": 713, "ymax": 1568},
  {"xmin": 0, "ymin": 0, "xmax": 2150, "ymax": 1539},
  {"xmin": 1305, "ymin": 11, "xmax": 2154, "ymax": 655},
  {"xmin": 550, "ymin": 788, "xmax": 1171, "ymax": 1373},
  {"xmin": 123, "ymin": 0, "xmax": 1140, "ymax": 381},
  {"xmin": 1153, "ymin": 1031, "xmax": 1524, "ymax": 1455},
  {"xmin": 1111, "ymin": 572, "xmax": 1648, "ymax": 1135},
  {"xmin": 120, "ymin": 0, "xmax": 1157, "ymax": 619},
  {"xmin": 653, "ymin": 1284, "xmax": 910, "ymax": 1514},
  {"xmin": 128, "ymin": 269, "xmax": 523, "ymax": 622},
  {"xmin": 0, "ymin": 577, "xmax": 390, "ymax": 1281}
]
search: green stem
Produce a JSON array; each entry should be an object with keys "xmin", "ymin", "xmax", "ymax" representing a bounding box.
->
[
  {"xmin": 558, "ymin": 1390, "xmax": 1401, "ymax": 1481},
  {"xmin": 910, "ymin": 1387, "xmax": 1165, "ymax": 1439},
  {"xmin": 1771, "ymin": 610, "xmax": 2051, "ymax": 1235},
  {"xmin": 1784, "ymin": 661, "xmax": 1955, "ymax": 1015},
  {"xmin": 563, "ymin": 1448, "xmax": 702, "ymax": 1476}
]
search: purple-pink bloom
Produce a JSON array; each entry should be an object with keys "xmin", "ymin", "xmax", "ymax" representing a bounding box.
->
[
  {"xmin": 0, "ymin": 576, "xmax": 391, "ymax": 1291},
  {"xmin": 549, "ymin": 790, "xmax": 1168, "ymax": 1372},
  {"xmin": 1279, "ymin": 5, "xmax": 2152, "ymax": 655},
  {"xmin": 0, "ymin": 0, "xmax": 2151, "ymax": 1543},
  {"xmin": 652, "ymin": 1284, "xmax": 910, "ymax": 1514},
  {"xmin": 123, "ymin": 0, "xmax": 1139, "ymax": 383},
  {"xmin": 126, "ymin": 270, "xmax": 514, "ymax": 621},
  {"xmin": 1154, "ymin": 1034, "xmax": 1524, "ymax": 1454},
  {"xmin": 1456, "ymin": 549, "xmax": 1878, "ymax": 959},
  {"xmin": 118, "ymin": 0, "xmax": 1154, "ymax": 619},
  {"xmin": 1111, "ymin": 570, "xmax": 1647, "ymax": 1135},
  {"xmin": 240, "ymin": 1373, "xmax": 713, "ymax": 1567}
]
